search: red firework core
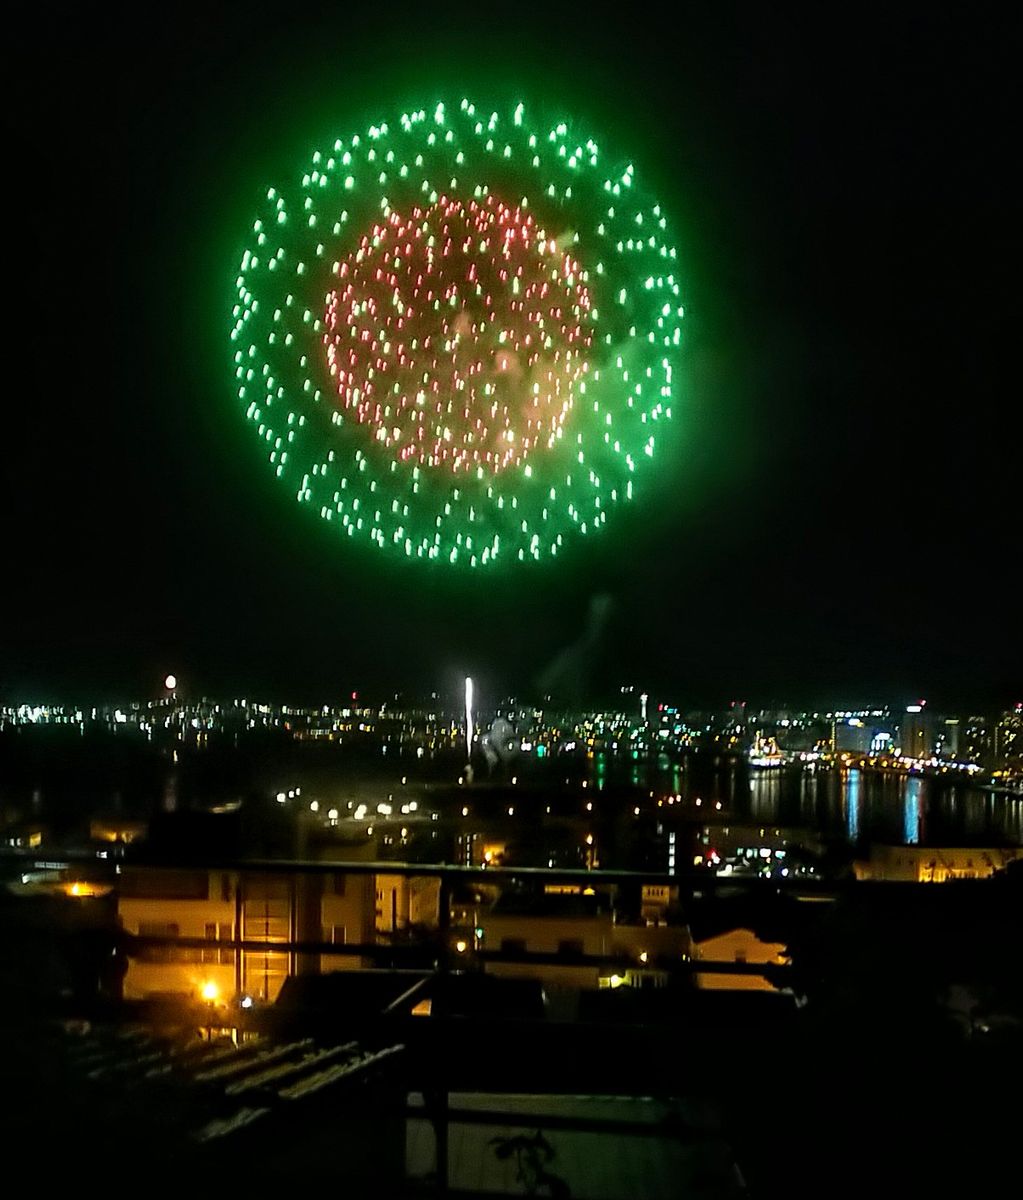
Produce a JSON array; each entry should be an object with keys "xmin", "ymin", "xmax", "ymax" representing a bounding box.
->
[{"xmin": 323, "ymin": 193, "xmax": 592, "ymax": 473}]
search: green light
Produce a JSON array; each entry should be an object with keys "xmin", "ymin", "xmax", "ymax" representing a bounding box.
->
[{"xmin": 232, "ymin": 99, "xmax": 683, "ymax": 567}]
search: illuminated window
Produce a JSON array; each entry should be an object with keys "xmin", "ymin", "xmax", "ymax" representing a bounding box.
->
[
  {"xmin": 201, "ymin": 922, "xmax": 234, "ymax": 965},
  {"xmin": 202, "ymin": 922, "xmax": 219, "ymax": 964}
]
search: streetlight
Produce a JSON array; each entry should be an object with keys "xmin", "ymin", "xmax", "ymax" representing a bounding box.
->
[{"xmin": 201, "ymin": 980, "xmax": 219, "ymax": 1040}]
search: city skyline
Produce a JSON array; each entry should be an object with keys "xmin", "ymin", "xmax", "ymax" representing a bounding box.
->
[
  {"xmin": 1, "ymin": 673, "xmax": 1020, "ymax": 716},
  {"xmin": 4, "ymin": 684, "xmax": 1019, "ymax": 771}
]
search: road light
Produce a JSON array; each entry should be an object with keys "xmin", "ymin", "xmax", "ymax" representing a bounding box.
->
[{"xmin": 201, "ymin": 980, "xmax": 219, "ymax": 1040}]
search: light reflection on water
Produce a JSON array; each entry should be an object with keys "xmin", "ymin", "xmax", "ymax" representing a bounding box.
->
[
  {"xmin": 904, "ymin": 776, "xmax": 921, "ymax": 845},
  {"xmin": 602, "ymin": 755, "xmax": 1023, "ymax": 848},
  {"xmin": 24, "ymin": 748, "xmax": 1018, "ymax": 853},
  {"xmin": 846, "ymin": 769, "xmax": 860, "ymax": 842}
]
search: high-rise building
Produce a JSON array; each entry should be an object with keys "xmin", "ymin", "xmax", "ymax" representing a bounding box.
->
[
  {"xmin": 937, "ymin": 718, "xmax": 961, "ymax": 760},
  {"xmin": 963, "ymin": 716, "xmax": 992, "ymax": 766},
  {"xmin": 899, "ymin": 704, "xmax": 933, "ymax": 759},
  {"xmin": 834, "ymin": 718, "xmax": 873, "ymax": 755},
  {"xmin": 995, "ymin": 705, "xmax": 1023, "ymax": 768}
]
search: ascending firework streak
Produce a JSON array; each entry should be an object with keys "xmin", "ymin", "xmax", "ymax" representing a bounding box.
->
[
  {"xmin": 231, "ymin": 100, "xmax": 684, "ymax": 566},
  {"xmin": 464, "ymin": 675, "xmax": 474, "ymax": 783}
]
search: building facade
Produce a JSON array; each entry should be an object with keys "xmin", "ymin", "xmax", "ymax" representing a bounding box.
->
[{"xmin": 118, "ymin": 865, "xmax": 375, "ymax": 1005}]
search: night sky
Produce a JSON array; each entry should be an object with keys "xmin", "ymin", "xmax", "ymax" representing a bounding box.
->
[{"xmin": 4, "ymin": 6, "xmax": 1019, "ymax": 708}]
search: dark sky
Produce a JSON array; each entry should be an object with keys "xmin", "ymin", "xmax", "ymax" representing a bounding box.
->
[{"xmin": 3, "ymin": 5, "xmax": 1019, "ymax": 709}]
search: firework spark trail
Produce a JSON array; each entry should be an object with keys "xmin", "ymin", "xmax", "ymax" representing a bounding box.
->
[{"xmin": 231, "ymin": 100, "xmax": 683, "ymax": 566}]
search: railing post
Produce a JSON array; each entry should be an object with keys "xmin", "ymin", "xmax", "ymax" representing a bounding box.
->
[{"xmin": 434, "ymin": 871, "xmax": 452, "ymax": 1194}]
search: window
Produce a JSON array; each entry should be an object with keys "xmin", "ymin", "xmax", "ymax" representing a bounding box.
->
[
  {"xmin": 201, "ymin": 922, "xmax": 234, "ymax": 965},
  {"xmin": 241, "ymin": 875, "xmax": 290, "ymax": 903},
  {"xmin": 500, "ymin": 938, "xmax": 526, "ymax": 956},
  {"xmin": 558, "ymin": 939, "xmax": 585, "ymax": 958},
  {"xmin": 136, "ymin": 922, "xmax": 191, "ymax": 963},
  {"xmin": 202, "ymin": 922, "xmax": 219, "ymax": 964},
  {"xmin": 332, "ymin": 874, "xmax": 347, "ymax": 896}
]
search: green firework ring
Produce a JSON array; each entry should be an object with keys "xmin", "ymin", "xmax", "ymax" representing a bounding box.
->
[{"xmin": 230, "ymin": 99, "xmax": 683, "ymax": 567}]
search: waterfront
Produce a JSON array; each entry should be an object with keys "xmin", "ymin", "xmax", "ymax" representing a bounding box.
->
[
  {"xmin": 3, "ymin": 719, "xmax": 1021, "ymax": 861},
  {"xmin": 566, "ymin": 748, "xmax": 1023, "ymax": 850}
]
